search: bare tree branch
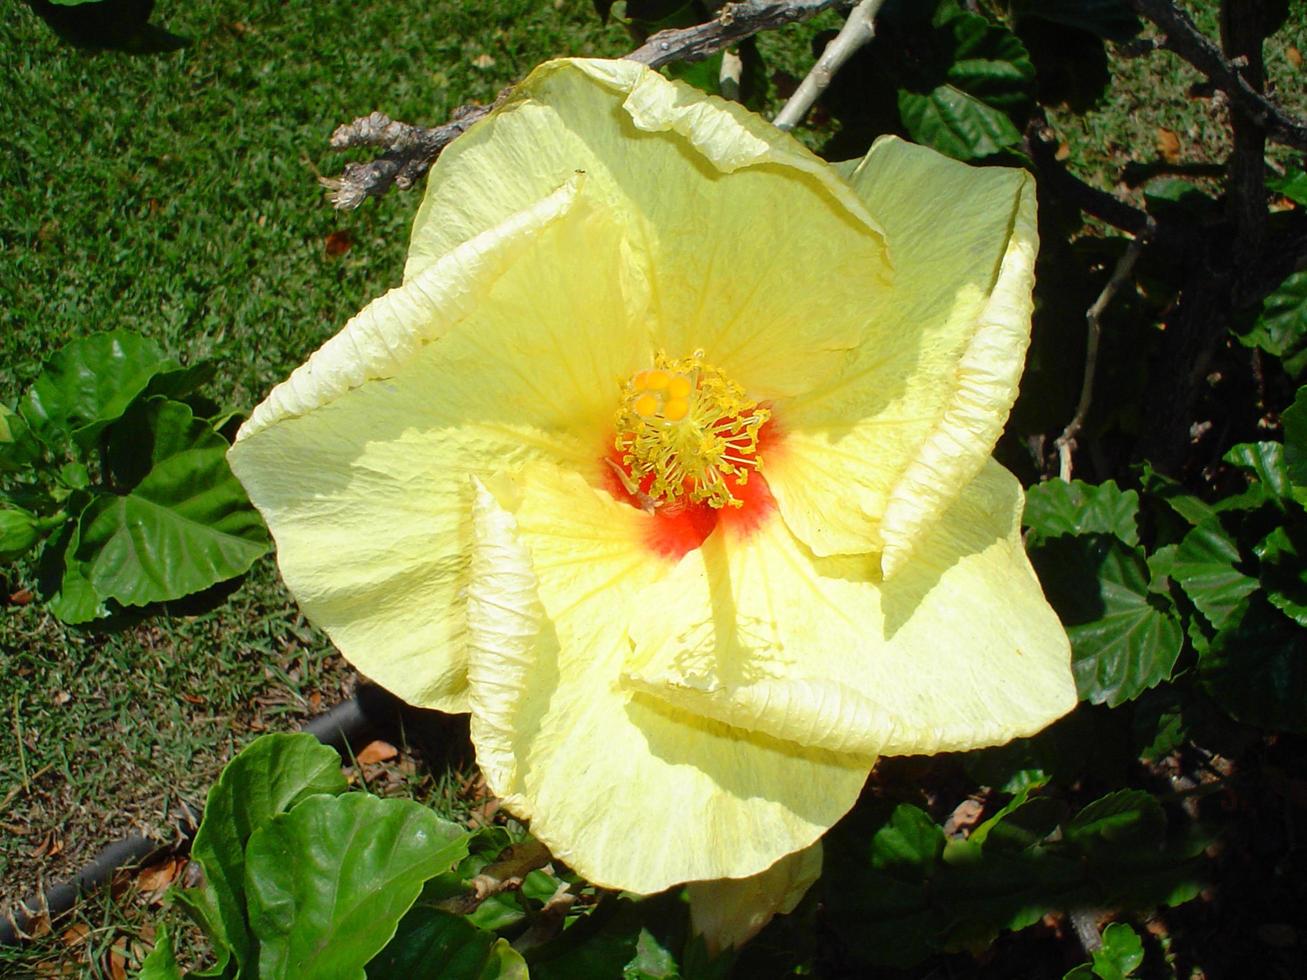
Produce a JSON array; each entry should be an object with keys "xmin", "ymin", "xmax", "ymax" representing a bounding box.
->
[
  {"xmin": 1055, "ymin": 218, "xmax": 1156, "ymax": 481},
  {"xmin": 773, "ymin": 0, "xmax": 886, "ymax": 130},
  {"xmin": 1127, "ymin": 0, "xmax": 1307, "ymax": 151},
  {"xmin": 324, "ymin": 0, "xmax": 848, "ymax": 209}
]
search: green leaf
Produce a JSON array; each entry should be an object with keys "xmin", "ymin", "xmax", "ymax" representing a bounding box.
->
[
  {"xmin": 0, "ymin": 403, "xmax": 41, "ymax": 473},
  {"xmin": 1024, "ymin": 479, "xmax": 1140, "ymax": 546},
  {"xmin": 898, "ymin": 85, "xmax": 1023, "ymax": 160},
  {"xmin": 1171, "ymin": 523, "xmax": 1260, "ymax": 629},
  {"xmin": 367, "ymin": 904, "xmax": 501, "ymax": 979},
  {"xmin": 37, "ymin": 506, "xmax": 112, "ymax": 625},
  {"xmin": 1031, "ymin": 536, "xmax": 1184, "ymax": 706},
  {"xmin": 74, "ymin": 399, "xmax": 268, "ymax": 607},
  {"xmin": 1237, "ymin": 269, "xmax": 1307, "ymax": 381},
  {"xmin": 871, "ymin": 803, "xmax": 945, "ymax": 877},
  {"xmin": 1220, "ymin": 441, "xmax": 1295, "ymax": 509},
  {"xmin": 1092, "ymin": 922, "xmax": 1145, "ymax": 979},
  {"xmin": 1255, "ymin": 524, "xmax": 1307, "ymax": 626},
  {"xmin": 1200, "ymin": 599, "xmax": 1307, "ymax": 732},
  {"xmin": 138, "ymin": 927, "xmax": 184, "ymax": 980},
  {"xmin": 0, "ymin": 508, "xmax": 41, "ymax": 563},
  {"xmin": 1283, "ymin": 385, "xmax": 1307, "ymax": 489},
  {"xmin": 19, "ymin": 331, "xmax": 181, "ymax": 449},
  {"xmin": 1269, "ymin": 170, "xmax": 1307, "ymax": 206},
  {"xmin": 885, "ymin": 1, "xmax": 1034, "ymax": 160},
  {"xmin": 190, "ymin": 733, "xmax": 349, "ymax": 975},
  {"xmin": 1011, "ymin": 0, "xmax": 1140, "ymax": 40},
  {"xmin": 1064, "ymin": 790, "xmax": 1165, "ymax": 849},
  {"xmin": 246, "ymin": 793, "xmax": 470, "ymax": 980}
]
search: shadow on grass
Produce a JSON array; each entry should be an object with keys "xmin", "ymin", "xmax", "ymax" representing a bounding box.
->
[{"xmin": 26, "ymin": 0, "xmax": 187, "ymax": 54}]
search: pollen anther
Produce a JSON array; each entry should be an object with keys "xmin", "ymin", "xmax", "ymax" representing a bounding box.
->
[{"xmin": 614, "ymin": 352, "xmax": 769, "ymax": 509}]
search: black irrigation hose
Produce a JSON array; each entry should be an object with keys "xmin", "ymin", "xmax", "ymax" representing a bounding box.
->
[{"xmin": 0, "ymin": 683, "xmax": 402, "ymax": 946}]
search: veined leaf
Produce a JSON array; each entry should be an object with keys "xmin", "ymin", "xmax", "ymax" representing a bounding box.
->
[
  {"xmin": 189, "ymin": 733, "xmax": 349, "ymax": 975},
  {"xmin": 75, "ymin": 398, "xmax": 268, "ymax": 607},
  {"xmin": 18, "ymin": 331, "xmax": 180, "ymax": 450},
  {"xmin": 1031, "ymin": 536, "xmax": 1183, "ymax": 707},
  {"xmin": 1024, "ymin": 478, "xmax": 1140, "ymax": 545},
  {"xmin": 1171, "ymin": 523, "xmax": 1260, "ymax": 630},
  {"xmin": 1236, "ymin": 269, "xmax": 1307, "ymax": 381},
  {"xmin": 246, "ymin": 793, "xmax": 470, "ymax": 980}
]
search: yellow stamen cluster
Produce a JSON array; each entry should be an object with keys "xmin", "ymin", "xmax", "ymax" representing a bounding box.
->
[{"xmin": 614, "ymin": 351, "xmax": 769, "ymax": 509}]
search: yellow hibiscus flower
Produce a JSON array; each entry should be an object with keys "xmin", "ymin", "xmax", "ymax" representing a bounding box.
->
[{"xmin": 227, "ymin": 58, "xmax": 1075, "ymax": 897}]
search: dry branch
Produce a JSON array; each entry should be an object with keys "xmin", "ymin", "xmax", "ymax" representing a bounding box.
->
[
  {"xmin": 1127, "ymin": 0, "xmax": 1307, "ymax": 151},
  {"xmin": 773, "ymin": 0, "xmax": 885, "ymax": 130},
  {"xmin": 324, "ymin": 0, "xmax": 847, "ymax": 209}
]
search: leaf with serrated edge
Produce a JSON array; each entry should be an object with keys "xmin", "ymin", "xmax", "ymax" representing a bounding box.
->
[
  {"xmin": 1171, "ymin": 523, "xmax": 1260, "ymax": 630},
  {"xmin": 1024, "ymin": 479, "xmax": 1140, "ymax": 545}
]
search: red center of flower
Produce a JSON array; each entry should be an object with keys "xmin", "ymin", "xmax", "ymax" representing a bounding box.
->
[{"xmin": 603, "ymin": 419, "xmax": 779, "ymax": 560}]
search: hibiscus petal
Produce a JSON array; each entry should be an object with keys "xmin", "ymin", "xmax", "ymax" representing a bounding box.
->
[
  {"xmin": 406, "ymin": 58, "xmax": 891, "ymax": 401},
  {"xmin": 627, "ymin": 459, "xmax": 1075, "ymax": 758},
  {"xmin": 228, "ymin": 186, "xmax": 645, "ymax": 711},
  {"xmin": 466, "ymin": 462, "xmax": 869, "ymax": 893},
  {"xmin": 688, "ymin": 843, "xmax": 822, "ymax": 956},
  {"xmin": 767, "ymin": 137, "xmax": 1037, "ymax": 570}
]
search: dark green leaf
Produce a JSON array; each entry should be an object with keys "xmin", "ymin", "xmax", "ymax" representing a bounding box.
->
[
  {"xmin": 1200, "ymin": 599, "xmax": 1307, "ymax": 732},
  {"xmin": 871, "ymin": 803, "xmax": 945, "ymax": 877},
  {"xmin": 1269, "ymin": 170, "xmax": 1307, "ymax": 206},
  {"xmin": 1024, "ymin": 478, "xmax": 1140, "ymax": 545},
  {"xmin": 1137, "ymin": 462, "xmax": 1220, "ymax": 528},
  {"xmin": 37, "ymin": 507, "xmax": 112, "ymax": 625},
  {"xmin": 1064, "ymin": 790, "xmax": 1164, "ymax": 849},
  {"xmin": 367, "ymin": 904, "xmax": 501, "ymax": 979},
  {"xmin": 1283, "ymin": 385, "xmax": 1307, "ymax": 489},
  {"xmin": 0, "ymin": 404, "xmax": 42, "ymax": 473},
  {"xmin": 1011, "ymin": 0, "xmax": 1140, "ymax": 41},
  {"xmin": 1220, "ymin": 441, "xmax": 1295, "ymax": 509},
  {"xmin": 1171, "ymin": 523, "xmax": 1260, "ymax": 629},
  {"xmin": 1255, "ymin": 524, "xmax": 1307, "ymax": 626},
  {"xmin": 246, "ymin": 793, "xmax": 470, "ymax": 980},
  {"xmin": 189, "ymin": 733, "xmax": 349, "ymax": 975},
  {"xmin": 1237, "ymin": 269, "xmax": 1307, "ymax": 381},
  {"xmin": 19, "ymin": 331, "xmax": 180, "ymax": 449},
  {"xmin": 529, "ymin": 893, "xmax": 687, "ymax": 980},
  {"xmin": 74, "ymin": 399, "xmax": 269, "ymax": 607},
  {"xmin": 1031, "ymin": 536, "xmax": 1184, "ymax": 706},
  {"xmin": 898, "ymin": 85, "xmax": 1023, "ymax": 160},
  {"xmin": 0, "ymin": 508, "xmax": 41, "ymax": 563}
]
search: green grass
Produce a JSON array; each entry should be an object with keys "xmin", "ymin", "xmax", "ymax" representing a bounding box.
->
[{"xmin": 0, "ymin": 0, "xmax": 632, "ymax": 936}]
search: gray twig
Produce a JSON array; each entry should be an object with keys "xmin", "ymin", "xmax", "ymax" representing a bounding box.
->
[
  {"xmin": 324, "ymin": 0, "xmax": 846, "ymax": 209},
  {"xmin": 1126, "ymin": 0, "xmax": 1307, "ymax": 150},
  {"xmin": 773, "ymin": 0, "xmax": 885, "ymax": 130},
  {"xmin": 1055, "ymin": 217, "xmax": 1156, "ymax": 482}
]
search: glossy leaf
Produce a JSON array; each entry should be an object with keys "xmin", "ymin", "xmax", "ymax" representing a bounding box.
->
[
  {"xmin": 1031, "ymin": 536, "xmax": 1183, "ymax": 706},
  {"xmin": 18, "ymin": 331, "xmax": 180, "ymax": 449},
  {"xmin": 74, "ymin": 399, "xmax": 269, "ymax": 607},
  {"xmin": 1283, "ymin": 385, "xmax": 1307, "ymax": 489},
  {"xmin": 1095, "ymin": 922, "xmax": 1145, "ymax": 979},
  {"xmin": 1256, "ymin": 524, "xmax": 1307, "ymax": 626},
  {"xmin": 245, "ymin": 792, "xmax": 470, "ymax": 980},
  {"xmin": 1064, "ymin": 790, "xmax": 1165, "ymax": 849},
  {"xmin": 190, "ymin": 733, "xmax": 349, "ymax": 975},
  {"xmin": 1024, "ymin": 478, "xmax": 1140, "ymax": 545},
  {"xmin": 0, "ymin": 403, "xmax": 41, "ymax": 473},
  {"xmin": 367, "ymin": 904, "xmax": 502, "ymax": 979},
  {"xmin": 889, "ymin": 1, "xmax": 1034, "ymax": 160},
  {"xmin": 1171, "ymin": 523, "xmax": 1260, "ymax": 630},
  {"xmin": 1237, "ymin": 269, "xmax": 1307, "ymax": 380},
  {"xmin": 1220, "ymin": 442, "xmax": 1295, "ymax": 509}
]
